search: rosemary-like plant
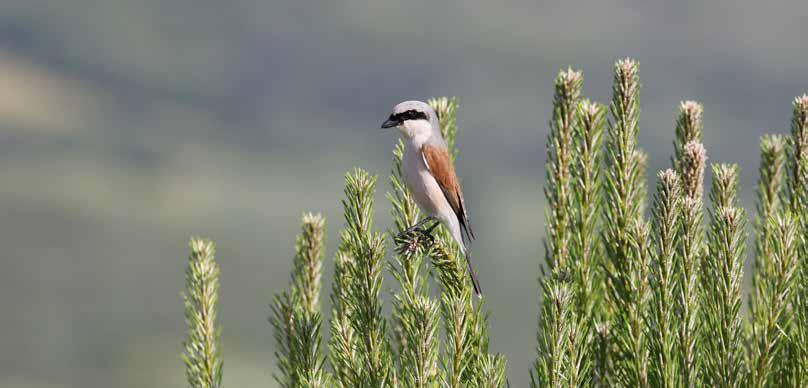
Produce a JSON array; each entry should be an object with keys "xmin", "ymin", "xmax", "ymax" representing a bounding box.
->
[
  {"xmin": 533, "ymin": 68, "xmax": 586, "ymax": 388},
  {"xmin": 788, "ymin": 95, "xmax": 808, "ymax": 214},
  {"xmin": 602, "ymin": 58, "xmax": 650, "ymax": 387},
  {"xmin": 334, "ymin": 169, "xmax": 394, "ymax": 387},
  {"xmin": 327, "ymin": 249, "xmax": 361, "ymax": 387},
  {"xmin": 649, "ymin": 169, "xmax": 681, "ymax": 388},
  {"xmin": 270, "ymin": 214, "xmax": 330, "ymax": 387},
  {"xmin": 677, "ymin": 140, "xmax": 707, "ymax": 388},
  {"xmin": 571, "ymin": 99, "xmax": 606, "ymax": 321},
  {"xmin": 673, "ymin": 101, "xmax": 704, "ymax": 174},
  {"xmin": 709, "ymin": 164, "xmax": 739, "ymax": 210},
  {"xmin": 532, "ymin": 281, "xmax": 577, "ymax": 388},
  {"xmin": 754, "ymin": 136, "xmax": 786, "ymax": 257},
  {"xmin": 543, "ymin": 68, "xmax": 582, "ymax": 274},
  {"xmin": 182, "ymin": 238, "xmax": 224, "ymax": 388},
  {"xmin": 702, "ymin": 164, "xmax": 746, "ymax": 388},
  {"xmin": 786, "ymin": 95, "xmax": 808, "ymax": 385},
  {"xmin": 747, "ymin": 135, "xmax": 789, "ymax": 387},
  {"xmin": 176, "ymin": 71, "xmax": 808, "ymax": 388},
  {"xmin": 748, "ymin": 212, "xmax": 799, "ymax": 387}
]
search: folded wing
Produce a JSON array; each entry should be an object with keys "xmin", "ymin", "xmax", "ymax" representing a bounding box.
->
[{"xmin": 420, "ymin": 144, "xmax": 475, "ymax": 243}]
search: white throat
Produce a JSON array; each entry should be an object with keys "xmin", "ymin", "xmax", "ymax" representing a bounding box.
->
[{"xmin": 401, "ymin": 119, "xmax": 434, "ymax": 148}]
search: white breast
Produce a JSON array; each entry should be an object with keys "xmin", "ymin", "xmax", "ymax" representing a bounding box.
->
[{"xmin": 402, "ymin": 142, "xmax": 452, "ymax": 219}]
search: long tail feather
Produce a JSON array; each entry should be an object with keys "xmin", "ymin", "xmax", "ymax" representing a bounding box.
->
[{"xmin": 464, "ymin": 249, "xmax": 482, "ymax": 296}]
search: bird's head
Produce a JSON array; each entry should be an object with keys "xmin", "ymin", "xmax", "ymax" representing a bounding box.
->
[{"xmin": 381, "ymin": 100, "xmax": 437, "ymax": 142}]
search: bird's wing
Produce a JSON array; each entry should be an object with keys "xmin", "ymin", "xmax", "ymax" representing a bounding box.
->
[{"xmin": 420, "ymin": 144, "xmax": 475, "ymax": 242}]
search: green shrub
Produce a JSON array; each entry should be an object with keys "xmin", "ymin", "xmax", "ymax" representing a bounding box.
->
[{"xmin": 180, "ymin": 61, "xmax": 808, "ymax": 387}]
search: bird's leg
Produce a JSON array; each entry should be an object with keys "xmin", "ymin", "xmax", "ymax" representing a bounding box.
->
[
  {"xmin": 396, "ymin": 216, "xmax": 436, "ymax": 240},
  {"xmin": 417, "ymin": 220, "xmax": 441, "ymax": 243},
  {"xmin": 394, "ymin": 216, "xmax": 439, "ymax": 255}
]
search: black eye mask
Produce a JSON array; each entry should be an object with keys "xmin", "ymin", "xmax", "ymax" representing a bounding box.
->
[{"xmin": 393, "ymin": 109, "xmax": 428, "ymax": 122}]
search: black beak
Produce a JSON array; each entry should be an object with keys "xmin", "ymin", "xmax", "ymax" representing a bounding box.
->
[{"xmin": 381, "ymin": 118, "xmax": 399, "ymax": 129}]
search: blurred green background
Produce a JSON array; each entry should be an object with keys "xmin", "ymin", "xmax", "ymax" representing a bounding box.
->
[{"xmin": 1, "ymin": 1, "xmax": 806, "ymax": 386}]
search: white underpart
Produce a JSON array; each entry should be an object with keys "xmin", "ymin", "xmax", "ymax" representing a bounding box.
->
[{"xmin": 400, "ymin": 120, "xmax": 466, "ymax": 254}]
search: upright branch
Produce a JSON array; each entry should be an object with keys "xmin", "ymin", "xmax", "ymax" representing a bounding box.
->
[
  {"xmin": 592, "ymin": 322, "xmax": 613, "ymax": 388},
  {"xmin": 749, "ymin": 136, "xmax": 786, "ymax": 370},
  {"xmin": 755, "ymin": 136, "xmax": 786, "ymax": 241},
  {"xmin": 749, "ymin": 213, "xmax": 799, "ymax": 387},
  {"xmin": 703, "ymin": 164, "xmax": 746, "ymax": 388},
  {"xmin": 649, "ymin": 170, "xmax": 682, "ymax": 388},
  {"xmin": 710, "ymin": 164, "xmax": 739, "ymax": 211},
  {"xmin": 784, "ymin": 93, "xmax": 808, "ymax": 385},
  {"xmin": 393, "ymin": 293, "xmax": 441, "ymax": 388},
  {"xmin": 531, "ymin": 282, "xmax": 577, "ymax": 388},
  {"xmin": 602, "ymin": 58, "xmax": 649, "ymax": 387},
  {"xmin": 673, "ymin": 101, "xmax": 704, "ymax": 173},
  {"xmin": 329, "ymin": 169, "xmax": 394, "ymax": 387},
  {"xmin": 328, "ymin": 249, "xmax": 360, "ymax": 387},
  {"xmin": 571, "ymin": 99, "xmax": 606, "ymax": 319},
  {"xmin": 430, "ymin": 239, "xmax": 490, "ymax": 387},
  {"xmin": 182, "ymin": 238, "xmax": 223, "ymax": 388},
  {"xmin": 533, "ymin": 68, "xmax": 586, "ymax": 388},
  {"xmin": 681, "ymin": 142, "xmax": 707, "ymax": 202},
  {"xmin": 544, "ymin": 68, "xmax": 583, "ymax": 273},
  {"xmin": 627, "ymin": 220, "xmax": 653, "ymax": 388},
  {"xmin": 788, "ymin": 95, "xmax": 808, "ymax": 214},
  {"xmin": 677, "ymin": 141, "xmax": 707, "ymax": 388},
  {"xmin": 293, "ymin": 214, "xmax": 327, "ymax": 318},
  {"xmin": 270, "ymin": 214, "xmax": 330, "ymax": 388},
  {"xmin": 481, "ymin": 354, "xmax": 508, "ymax": 388}
]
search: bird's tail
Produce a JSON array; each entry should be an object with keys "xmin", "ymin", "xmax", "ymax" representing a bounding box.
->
[
  {"xmin": 463, "ymin": 247, "xmax": 482, "ymax": 296},
  {"xmin": 447, "ymin": 217, "xmax": 481, "ymax": 296}
]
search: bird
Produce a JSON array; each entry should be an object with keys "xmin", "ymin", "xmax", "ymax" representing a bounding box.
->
[{"xmin": 381, "ymin": 100, "xmax": 481, "ymax": 295}]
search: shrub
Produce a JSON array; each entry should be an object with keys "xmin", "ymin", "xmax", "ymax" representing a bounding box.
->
[{"xmin": 180, "ymin": 61, "xmax": 808, "ymax": 387}]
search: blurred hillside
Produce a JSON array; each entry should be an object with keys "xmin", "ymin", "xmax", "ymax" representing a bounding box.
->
[{"xmin": 0, "ymin": 1, "xmax": 806, "ymax": 386}]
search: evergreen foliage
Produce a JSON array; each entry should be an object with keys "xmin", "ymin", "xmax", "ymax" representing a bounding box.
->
[
  {"xmin": 182, "ymin": 238, "xmax": 224, "ymax": 388},
  {"xmin": 176, "ymin": 68, "xmax": 808, "ymax": 388}
]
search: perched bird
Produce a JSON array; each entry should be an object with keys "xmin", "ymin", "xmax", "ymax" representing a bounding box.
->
[{"xmin": 381, "ymin": 100, "xmax": 481, "ymax": 295}]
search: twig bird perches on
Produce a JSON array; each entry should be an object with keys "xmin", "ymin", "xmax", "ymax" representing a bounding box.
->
[{"xmin": 381, "ymin": 100, "xmax": 481, "ymax": 295}]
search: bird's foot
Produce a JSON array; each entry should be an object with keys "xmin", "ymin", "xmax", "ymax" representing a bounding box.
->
[
  {"xmin": 417, "ymin": 227, "xmax": 435, "ymax": 244},
  {"xmin": 394, "ymin": 229, "xmax": 421, "ymax": 255},
  {"xmin": 394, "ymin": 224, "xmax": 436, "ymax": 255},
  {"xmin": 396, "ymin": 217, "xmax": 435, "ymax": 237}
]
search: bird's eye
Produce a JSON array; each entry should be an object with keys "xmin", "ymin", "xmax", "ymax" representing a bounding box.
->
[
  {"xmin": 395, "ymin": 110, "xmax": 426, "ymax": 122},
  {"xmin": 403, "ymin": 110, "xmax": 424, "ymax": 121}
]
